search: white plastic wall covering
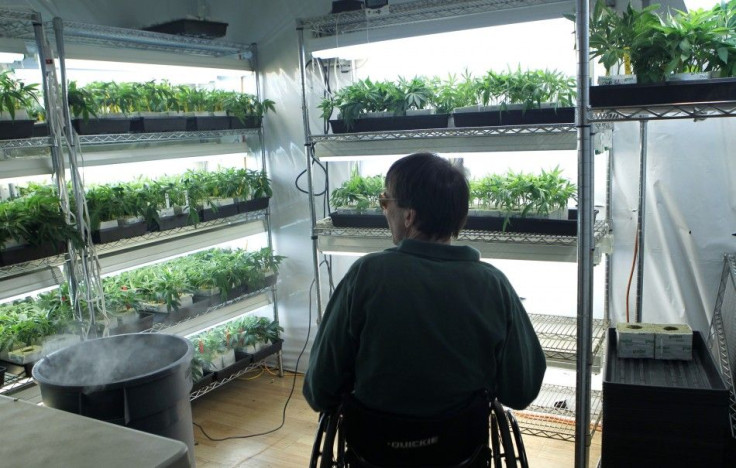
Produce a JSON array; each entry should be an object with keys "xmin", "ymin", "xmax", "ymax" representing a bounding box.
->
[{"xmin": 707, "ymin": 253, "xmax": 736, "ymax": 438}]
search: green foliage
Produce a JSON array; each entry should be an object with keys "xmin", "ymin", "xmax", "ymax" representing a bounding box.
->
[
  {"xmin": 0, "ymin": 70, "xmax": 40, "ymax": 119},
  {"xmin": 330, "ymin": 167, "xmax": 384, "ymax": 212},
  {"xmin": 470, "ymin": 167, "xmax": 577, "ymax": 230},
  {"xmin": 0, "ymin": 192, "xmax": 81, "ymax": 250}
]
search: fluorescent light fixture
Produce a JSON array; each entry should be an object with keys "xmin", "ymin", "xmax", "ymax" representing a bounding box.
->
[
  {"xmin": 684, "ymin": 0, "xmax": 723, "ymax": 10},
  {"xmin": 312, "ymin": 42, "xmax": 388, "ymax": 60},
  {"xmin": 0, "ymin": 52, "xmax": 24, "ymax": 63},
  {"xmin": 321, "ymin": 250, "xmax": 369, "ymax": 257}
]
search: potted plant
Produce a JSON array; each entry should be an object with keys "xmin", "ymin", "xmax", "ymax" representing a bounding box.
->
[
  {"xmin": 132, "ymin": 80, "xmax": 187, "ymax": 132},
  {"xmin": 328, "ymin": 168, "xmax": 385, "ymax": 227},
  {"xmin": 224, "ymin": 92, "xmax": 275, "ymax": 129},
  {"xmin": 0, "ymin": 192, "xmax": 81, "ymax": 265},
  {"xmin": 0, "ymin": 70, "xmax": 40, "ymax": 140},
  {"xmin": 68, "ymin": 80, "xmax": 135, "ymax": 134},
  {"xmin": 453, "ymin": 67, "xmax": 576, "ymax": 127},
  {"xmin": 465, "ymin": 167, "xmax": 579, "ymax": 234},
  {"xmin": 238, "ymin": 169, "xmax": 272, "ymax": 213}
]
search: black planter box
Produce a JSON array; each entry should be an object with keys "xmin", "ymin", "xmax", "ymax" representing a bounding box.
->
[
  {"xmin": 0, "ymin": 119, "xmax": 35, "ymax": 140},
  {"xmin": 453, "ymin": 107, "xmax": 575, "ymax": 127},
  {"xmin": 237, "ymin": 339, "xmax": 284, "ymax": 365},
  {"xmin": 92, "ymin": 221, "xmax": 147, "ymax": 244},
  {"xmin": 72, "ymin": 118, "xmax": 131, "ymax": 135},
  {"xmin": 330, "ymin": 114, "xmax": 449, "ymax": 133},
  {"xmin": 199, "ymin": 202, "xmax": 238, "ymax": 221},
  {"xmin": 463, "ymin": 209, "xmax": 589, "ymax": 236},
  {"xmin": 150, "ymin": 214, "xmax": 190, "ymax": 232},
  {"xmin": 32, "ymin": 122, "xmax": 49, "ymax": 137},
  {"xmin": 330, "ymin": 211, "xmax": 387, "ymax": 228},
  {"xmin": 144, "ymin": 19, "xmax": 228, "ymax": 39},
  {"xmin": 185, "ymin": 115, "xmax": 231, "ymax": 131},
  {"xmin": 602, "ymin": 328, "xmax": 730, "ymax": 467},
  {"xmin": 213, "ymin": 352, "xmax": 255, "ymax": 381},
  {"xmin": 330, "ymin": 209, "xmax": 588, "ymax": 235},
  {"xmin": 332, "ymin": 0, "xmax": 364, "ymax": 13},
  {"xmin": 236, "ymin": 196, "xmax": 270, "ymax": 214},
  {"xmin": 191, "ymin": 371, "xmax": 215, "ymax": 393},
  {"xmin": 131, "ymin": 116, "xmax": 187, "ymax": 133},
  {"xmin": 0, "ymin": 242, "xmax": 67, "ymax": 266},
  {"xmin": 590, "ymin": 77, "xmax": 736, "ymax": 108},
  {"xmin": 229, "ymin": 115, "xmax": 261, "ymax": 129},
  {"xmin": 110, "ymin": 313, "xmax": 155, "ymax": 335},
  {"xmin": 226, "ymin": 274, "xmax": 278, "ymax": 301}
]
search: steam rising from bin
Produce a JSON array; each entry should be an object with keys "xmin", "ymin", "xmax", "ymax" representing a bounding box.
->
[{"xmin": 32, "ymin": 334, "xmax": 195, "ymax": 466}]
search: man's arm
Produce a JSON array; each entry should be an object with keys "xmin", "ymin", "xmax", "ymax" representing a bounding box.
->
[
  {"xmin": 302, "ymin": 271, "xmax": 359, "ymax": 413},
  {"xmin": 495, "ymin": 285, "xmax": 547, "ymax": 410}
]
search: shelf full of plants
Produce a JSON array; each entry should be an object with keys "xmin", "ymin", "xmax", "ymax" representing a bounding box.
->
[
  {"xmin": 307, "ymin": 70, "xmax": 614, "ymax": 157},
  {"xmin": 318, "ymin": 168, "xmax": 611, "ymax": 264},
  {"xmin": 582, "ymin": 0, "xmax": 736, "ymax": 122},
  {"xmin": 0, "ymin": 246, "xmax": 283, "ymax": 395},
  {"xmin": 0, "ymin": 167, "xmax": 272, "ymax": 295},
  {"xmin": 188, "ymin": 314, "xmax": 283, "ymax": 400}
]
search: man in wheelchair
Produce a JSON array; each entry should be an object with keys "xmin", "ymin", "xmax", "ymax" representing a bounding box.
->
[{"xmin": 304, "ymin": 153, "xmax": 546, "ymax": 467}]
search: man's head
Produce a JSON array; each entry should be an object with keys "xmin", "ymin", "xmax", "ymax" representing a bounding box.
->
[{"xmin": 382, "ymin": 152, "xmax": 469, "ymax": 244}]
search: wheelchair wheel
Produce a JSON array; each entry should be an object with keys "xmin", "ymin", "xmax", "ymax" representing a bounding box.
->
[
  {"xmin": 490, "ymin": 400, "xmax": 529, "ymax": 468},
  {"xmin": 505, "ymin": 410, "xmax": 529, "ymax": 468},
  {"xmin": 309, "ymin": 412, "xmax": 343, "ymax": 468}
]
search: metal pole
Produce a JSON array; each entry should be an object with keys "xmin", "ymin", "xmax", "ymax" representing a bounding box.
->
[
  {"xmin": 635, "ymin": 121, "xmax": 648, "ymax": 322},
  {"xmin": 575, "ymin": 0, "xmax": 594, "ymax": 466},
  {"xmin": 32, "ymin": 17, "xmax": 85, "ymax": 323},
  {"xmin": 297, "ymin": 23, "xmax": 325, "ymax": 323},
  {"xmin": 252, "ymin": 42, "xmax": 284, "ymax": 377}
]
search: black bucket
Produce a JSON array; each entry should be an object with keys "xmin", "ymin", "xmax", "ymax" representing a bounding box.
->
[{"xmin": 32, "ymin": 334, "xmax": 195, "ymax": 466}]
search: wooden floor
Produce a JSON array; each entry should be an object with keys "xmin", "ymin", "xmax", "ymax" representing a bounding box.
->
[{"xmin": 191, "ymin": 367, "xmax": 601, "ymax": 467}]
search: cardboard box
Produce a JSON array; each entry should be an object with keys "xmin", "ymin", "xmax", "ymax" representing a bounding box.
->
[
  {"xmin": 616, "ymin": 323, "xmax": 655, "ymax": 358},
  {"xmin": 653, "ymin": 323, "xmax": 693, "ymax": 360}
]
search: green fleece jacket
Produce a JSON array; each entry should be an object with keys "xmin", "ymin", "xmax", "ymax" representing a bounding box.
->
[{"xmin": 303, "ymin": 239, "xmax": 546, "ymax": 416}]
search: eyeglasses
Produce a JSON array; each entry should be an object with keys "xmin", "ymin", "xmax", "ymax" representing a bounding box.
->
[{"xmin": 378, "ymin": 191, "xmax": 397, "ymax": 210}]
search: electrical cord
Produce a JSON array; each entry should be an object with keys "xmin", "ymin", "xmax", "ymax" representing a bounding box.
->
[
  {"xmin": 625, "ymin": 223, "xmax": 640, "ymax": 323},
  {"xmin": 192, "ymin": 279, "xmax": 314, "ymax": 442}
]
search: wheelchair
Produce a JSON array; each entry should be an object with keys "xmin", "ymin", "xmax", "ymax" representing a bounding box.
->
[{"xmin": 309, "ymin": 393, "xmax": 528, "ymax": 468}]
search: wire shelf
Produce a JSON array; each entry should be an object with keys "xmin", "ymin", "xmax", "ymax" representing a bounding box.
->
[
  {"xmin": 309, "ymin": 124, "xmax": 578, "ymax": 143},
  {"xmin": 54, "ymin": 20, "xmax": 253, "ymax": 58},
  {"xmin": 707, "ymin": 253, "xmax": 736, "ymax": 438},
  {"xmin": 190, "ymin": 357, "xmax": 281, "ymax": 401},
  {"xmin": 0, "ymin": 7, "xmax": 41, "ymax": 39},
  {"xmin": 0, "ymin": 370, "xmax": 34, "ymax": 396},
  {"xmin": 591, "ymin": 103, "xmax": 736, "ymax": 122},
  {"xmin": 146, "ymin": 285, "xmax": 275, "ymax": 335},
  {"xmin": 0, "ymin": 137, "xmax": 52, "ymax": 150},
  {"xmin": 78, "ymin": 129, "xmax": 259, "ymax": 145},
  {"xmin": 298, "ymin": 0, "xmax": 563, "ymax": 36},
  {"xmin": 516, "ymin": 383, "xmax": 603, "ymax": 441},
  {"xmin": 93, "ymin": 210, "xmax": 267, "ymax": 255},
  {"xmin": 530, "ymin": 314, "xmax": 608, "ymax": 370},
  {"xmin": 315, "ymin": 217, "xmax": 610, "ymax": 247}
]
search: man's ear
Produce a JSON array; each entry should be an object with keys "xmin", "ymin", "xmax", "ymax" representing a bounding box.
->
[{"xmin": 403, "ymin": 208, "xmax": 416, "ymax": 228}]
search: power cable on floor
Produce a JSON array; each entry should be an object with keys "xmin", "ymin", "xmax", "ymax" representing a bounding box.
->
[{"xmin": 192, "ymin": 279, "xmax": 314, "ymax": 441}]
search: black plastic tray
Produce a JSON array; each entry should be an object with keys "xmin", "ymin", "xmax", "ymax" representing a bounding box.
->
[
  {"xmin": 602, "ymin": 328, "xmax": 731, "ymax": 466},
  {"xmin": 144, "ymin": 19, "xmax": 228, "ymax": 39},
  {"xmin": 453, "ymin": 107, "xmax": 574, "ymax": 127},
  {"xmin": 330, "ymin": 114, "xmax": 449, "ymax": 133},
  {"xmin": 590, "ymin": 77, "xmax": 736, "ymax": 108},
  {"xmin": 236, "ymin": 196, "xmax": 269, "ymax": 213},
  {"xmin": 330, "ymin": 209, "xmax": 585, "ymax": 235},
  {"xmin": 0, "ymin": 119, "xmax": 35, "ymax": 139}
]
